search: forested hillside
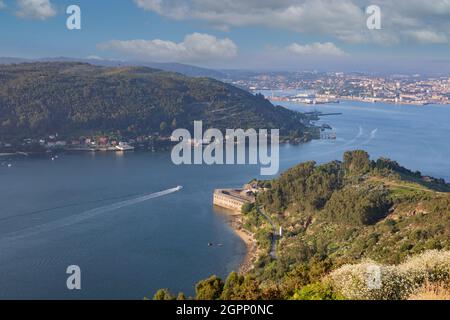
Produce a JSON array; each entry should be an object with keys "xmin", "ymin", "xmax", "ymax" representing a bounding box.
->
[
  {"xmin": 0, "ymin": 62, "xmax": 312, "ymax": 141},
  {"xmin": 155, "ymin": 151, "xmax": 450, "ymax": 300},
  {"xmin": 255, "ymin": 151, "xmax": 450, "ymax": 276}
]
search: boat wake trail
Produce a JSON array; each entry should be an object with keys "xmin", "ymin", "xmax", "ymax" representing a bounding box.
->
[
  {"xmin": 305, "ymin": 125, "xmax": 364, "ymax": 158},
  {"xmin": 343, "ymin": 125, "xmax": 363, "ymax": 147},
  {"xmin": 0, "ymin": 192, "xmax": 148, "ymax": 223},
  {"xmin": 363, "ymin": 128, "xmax": 378, "ymax": 145},
  {"xmin": 1, "ymin": 187, "xmax": 182, "ymax": 242}
]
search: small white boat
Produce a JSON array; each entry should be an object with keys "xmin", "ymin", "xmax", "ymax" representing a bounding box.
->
[
  {"xmin": 115, "ymin": 142, "xmax": 135, "ymax": 151},
  {"xmin": 7, "ymin": 163, "xmax": 12, "ymax": 168},
  {"xmin": 175, "ymin": 186, "xmax": 183, "ymax": 191}
]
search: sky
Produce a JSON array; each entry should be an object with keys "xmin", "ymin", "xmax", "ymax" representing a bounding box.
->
[{"xmin": 1, "ymin": 0, "xmax": 450, "ymax": 74}]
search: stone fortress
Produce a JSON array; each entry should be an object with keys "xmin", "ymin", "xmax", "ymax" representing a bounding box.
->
[{"xmin": 213, "ymin": 183, "xmax": 265, "ymax": 212}]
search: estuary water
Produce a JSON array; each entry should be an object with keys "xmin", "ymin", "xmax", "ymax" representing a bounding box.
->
[{"xmin": 0, "ymin": 101, "xmax": 449, "ymax": 299}]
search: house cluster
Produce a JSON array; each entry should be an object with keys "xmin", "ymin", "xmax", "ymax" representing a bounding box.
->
[
  {"xmin": 67, "ymin": 136, "xmax": 137, "ymax": 151},
  {"xmin": 1, "ymin": 130, "xmax": 180, "ymax": 153},
  {"xmin": 235, "ymin": 71, "xmax": 450, "ymax": 106}
]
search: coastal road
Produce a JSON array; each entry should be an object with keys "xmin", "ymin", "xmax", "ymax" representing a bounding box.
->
[{"xmin": 257, "ymin": 206, "xmax": 278, "ymax": 259}]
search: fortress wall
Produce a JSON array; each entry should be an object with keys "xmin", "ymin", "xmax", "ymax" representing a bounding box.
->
[{"xmin": 213, "ymin": 189, "xmax": 251, "ymax": 212}]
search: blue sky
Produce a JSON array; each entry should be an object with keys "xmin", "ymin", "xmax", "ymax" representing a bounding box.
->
[{"xmin": 1, "ymin": 0, "xmax": 450, "ymax": 74}]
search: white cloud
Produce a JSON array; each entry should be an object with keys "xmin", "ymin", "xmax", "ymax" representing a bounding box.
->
[
  {"xmin": 134, "ymin": 0, "xmax": 163, "ymax": 13},
  {"xmin": 134, "ymin": 0, "xmax": 450, "ymax": 45},
  {"xmin": 0, "ymin": 1, "xmax": 6, "ymax": 10},
  {"xmin": 98, "ymin": 33, "xmax": 238, "ymax": 62},
  {"xmin": 134, "ymin": 0, "xmax": 363, "ymax": 40},
  {"xmin": 287, "ymin": 42, "xmax": 346, "ymax": 56},
  {"xmin": 404, "ymin": 30, "xmax": 448, "ymax": 44},
  {"xmin": 15, "ymin": 0, "xmax": 56, "ymax": 20}
]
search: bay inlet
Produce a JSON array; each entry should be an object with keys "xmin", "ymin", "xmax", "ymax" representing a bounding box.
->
[{"xmin": 0, "ymin": 101, "xmax": 449, "ymax": 299}]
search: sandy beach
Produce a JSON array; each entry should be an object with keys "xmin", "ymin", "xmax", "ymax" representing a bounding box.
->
[{"xmin": 225, "ymin": 213, "xmax": 260, "ymax": 274}]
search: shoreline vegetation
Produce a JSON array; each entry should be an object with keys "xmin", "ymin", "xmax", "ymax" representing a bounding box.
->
[{"xmin": 155, "ymin": 150, "xmax": 450, "ymax": 300}]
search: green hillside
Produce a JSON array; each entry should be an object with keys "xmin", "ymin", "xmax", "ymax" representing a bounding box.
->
[
  {"xmin": 0, "ymin": 62, "xmax": 312, "ymax": 141},
  {"xmin": 155, "ymin": 151, "xmax": 450, "ymax": 300}
]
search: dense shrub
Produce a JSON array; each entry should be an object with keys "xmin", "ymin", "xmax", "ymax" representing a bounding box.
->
[
  {"xmin": 291, "ymin": 282, "xmax": 343, "ymax": 300},
  {"xmin": 195, "ymin": 275, "xmax": 224, "ymax": 300},
  {"xmin": 324, "ymin": 184, "xmax": 392, "ymax": 226}
]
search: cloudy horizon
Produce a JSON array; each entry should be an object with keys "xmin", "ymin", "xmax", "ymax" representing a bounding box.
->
[{"xmin": 1, "ymin": 0, "xmax": 450, "ymax": 74}]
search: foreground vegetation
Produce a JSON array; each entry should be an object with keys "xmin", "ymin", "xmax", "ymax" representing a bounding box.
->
[{"xmin": 154, "ymin": 151, "xmax": 450, "ymax": 300}]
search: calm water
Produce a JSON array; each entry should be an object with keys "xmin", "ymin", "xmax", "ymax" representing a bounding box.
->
[{"xmin": 0, "ymin": 101, "xmax": 449, "ymax": 299}]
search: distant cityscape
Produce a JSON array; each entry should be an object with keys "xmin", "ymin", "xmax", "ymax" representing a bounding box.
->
[
  {"xmin": 3, "ymin": 63, "xmax": 450, "ymax": 156},
  {"xmin": 225, "ymin": 72, "xmax": 450, "ymax": 106}
]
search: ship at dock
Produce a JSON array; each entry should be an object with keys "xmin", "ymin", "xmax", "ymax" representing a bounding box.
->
[{"xmin": 115, "ymin": 142, "xmax": 135, "ymax": 151}]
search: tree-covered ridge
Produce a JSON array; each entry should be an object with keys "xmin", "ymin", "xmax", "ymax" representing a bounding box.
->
[
  {"xmin": 256, "ymin": 151, "xmax": 450, "ymax": 270},
  {"xmin": 155, "ymin": 151, "xmax": 450, "ymax": 300},
  {"xmin": 0, "ymin": 62, "xmax": 312, "ymax": 141}
]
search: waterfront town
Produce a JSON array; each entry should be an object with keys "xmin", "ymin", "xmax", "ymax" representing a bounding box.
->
[
  {"xmin": 0, "ymin": 133, "xmax": 174, "ymax": 156},
  {"xmin": 3, "ymin": 71, "xmax": 449, "ymax": 156},
  {"xmin": 0, "ymin": 111, "xmax": 328, "ymax": 156},
  {"xmin": 227, "ymin": 72, "xmax": 450, "ymax": 106}
]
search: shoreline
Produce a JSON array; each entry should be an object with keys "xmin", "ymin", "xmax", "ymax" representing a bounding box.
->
[
  {"xmin": 268, "ymin": 96, "xmax": 450, "ymax": 106},
  {"xmin": 224, "ymin": 212, "xmax": 260, "ymax": 274}
]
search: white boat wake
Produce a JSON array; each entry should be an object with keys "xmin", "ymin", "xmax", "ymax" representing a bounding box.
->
[
  {"xmin": 363, "ymin": 128, "xmax": 378, "ymax": 145},
  {"xmin": 1, "ymin": 187, "xmax": 182, "ymax": 242},
  {"xmin": 343, "ymin": 125, "xmax": 364, "ymax": 147},
  {"xmin": 300, "ymin": 125, "xmax": 365, "ymax": 159}
]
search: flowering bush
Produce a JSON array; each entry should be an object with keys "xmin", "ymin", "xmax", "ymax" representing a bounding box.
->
[{"xmin": 329, "ymin": 250, "xmax": 450, "ymax": 300}]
